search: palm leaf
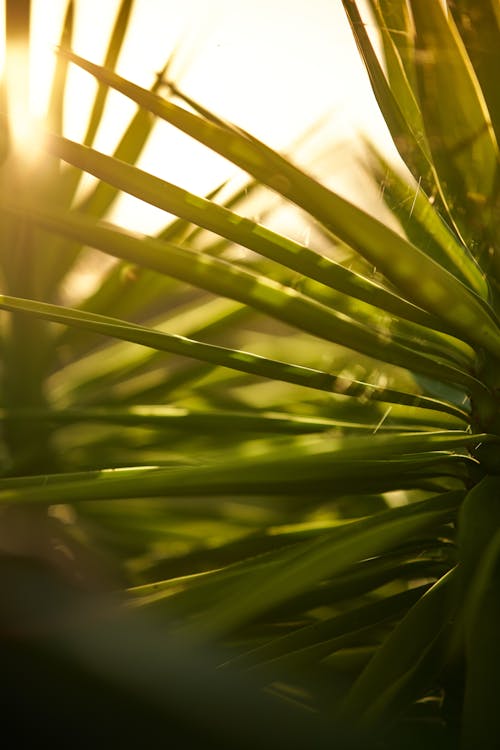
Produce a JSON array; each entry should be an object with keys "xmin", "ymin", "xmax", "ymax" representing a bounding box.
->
[{"xmin": 2, "ymin": 2, "xmax": 500, "ymax": 747}]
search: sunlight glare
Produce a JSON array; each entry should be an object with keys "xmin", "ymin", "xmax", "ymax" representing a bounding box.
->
[
  {"xmin": 5, "ymin": 43, "xmax": 46, "ymax": 160},
  {"xmin": 0, "ymin": 1, "xmax": 4, "ymax": 77},
  {"xmin": 2, "ymin": 0, "xmax": 47, "ymax": 163},
  {"xmin": 2, "ymin": 0, "xmax": 395, "ymax": 224}
]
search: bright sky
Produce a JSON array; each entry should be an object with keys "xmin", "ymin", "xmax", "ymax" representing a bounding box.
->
[{"xmin": 6, "ymin": 0, "xmax": 396, "ymax": 233}]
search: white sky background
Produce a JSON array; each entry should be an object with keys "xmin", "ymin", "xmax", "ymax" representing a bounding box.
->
[{"xmin": 25, "ymin": 0, "xmax": 396, "ymax": 234}]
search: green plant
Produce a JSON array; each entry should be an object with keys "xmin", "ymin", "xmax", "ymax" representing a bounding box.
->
[{"xmin": 2, "ymin": 1, "xmax": 500, "ymax": 747}]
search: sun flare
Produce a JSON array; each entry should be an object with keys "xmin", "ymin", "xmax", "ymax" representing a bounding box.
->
[
  {"xmin": 2, "ymin": 0, "xmax": 393, "ymax": 230},
  {"xmin": 1, "ymin": 0, "xmax": 47, "ymax": 162}
]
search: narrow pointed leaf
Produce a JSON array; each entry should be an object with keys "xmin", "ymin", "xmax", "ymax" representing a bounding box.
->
[
  {"xmin": 181, "ymin": 493, "xmax": 463, "ymax": 637},
  {"xmin": 337, "ymin": 568, "xmax": 458, "ymax": 727},
  {"xmin": 47, "ymin": 133, "xmax": 452, "ymax": 335},
  {"xmin": 0, "ymin": 291, "xmax": 469, "ymax": 418},
  {"xmin": 371, "ymin": 0, "xmax": 418, "ymax": 93},
  {"xmin": 342, "ymin": 0, "xmax": 434, "ymax": 193},
  {"xmin": 410, "ymin": 0, "xmax": 499, "ymax": 236},
  {"xmin": 54, "ymin": 53, "xmax": 500, "ymax": 354},
  {"xmin": 369, "ymin": 146, "xmax": 490, "ymax": 299},
  {"xmin": 83, "ymin": 0, "xmax": 134, "ymax": 148},
  {"xmin": 4, "ymin": 199, "xmax": 488, "ymax": 398},
  {"xmin": 451, "ymin": 1, "xmax": 500, "ymax": 150},
  {"xmin": 46, "ymin": 0, "xmax": 74, "ymax": 136}
]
